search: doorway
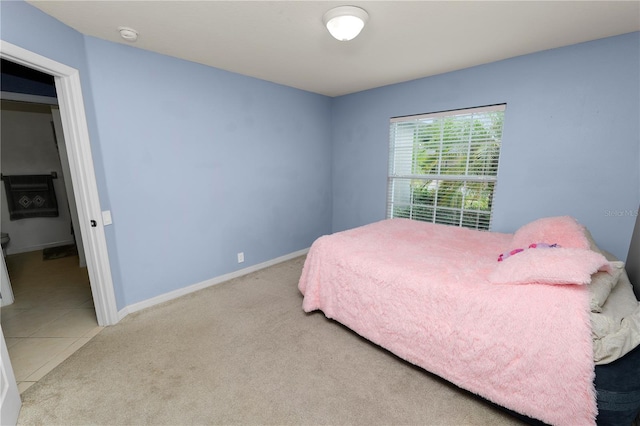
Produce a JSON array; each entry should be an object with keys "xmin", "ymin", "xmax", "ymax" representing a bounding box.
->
[
  {"xmin": 0, "ymin": 95, "xmax": 103, "ymax": 393},
  {"xmin": 0, "ymin": 40, "xmax": 118, "ymax": 326},
  {"xmin": 0, "ymin": 98, "xmax": 83, "ymax": 262}
]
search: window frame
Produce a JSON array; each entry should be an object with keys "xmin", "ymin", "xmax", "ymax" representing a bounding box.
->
[{"xmin": 387, "ymin": 104, "xmax": 506, "ymax": 231}]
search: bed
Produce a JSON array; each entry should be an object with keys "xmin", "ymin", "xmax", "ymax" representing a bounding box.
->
[{"xmin": 298, "ymin": 216, "xmax": 640, "ymax": 426}]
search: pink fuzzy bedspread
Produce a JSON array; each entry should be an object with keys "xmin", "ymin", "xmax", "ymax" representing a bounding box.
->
[{"xmin": 299, "ymin": 219, "xmax": 598, "ymax": 426}]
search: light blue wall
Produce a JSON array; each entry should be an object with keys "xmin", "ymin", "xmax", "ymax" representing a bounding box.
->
[
  {"xmin": 331, "ymin": 32, "xmax": 640, "ymax": 261},
  {"xmin": 82, "ymin": 37, "xmax": 332, "ymax": 306},
  {"xmin": 2, "ymin": 1, "xmax": 332, "ymax": 308}
]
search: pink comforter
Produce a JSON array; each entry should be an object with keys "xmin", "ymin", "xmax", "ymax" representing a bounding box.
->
[{"xmin": 299, "ymin": 219, "xmax": 597, "ymax": 426}]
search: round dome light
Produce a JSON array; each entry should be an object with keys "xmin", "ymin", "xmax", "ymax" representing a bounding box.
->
[{"xmin": 322, "ymin": 6, "xmax": 369, "ymax": 41}]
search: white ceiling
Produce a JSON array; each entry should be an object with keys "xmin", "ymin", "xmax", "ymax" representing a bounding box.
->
[{"xmin": 27, "ymin": 1, "xmax": 640, "ymax": 97}]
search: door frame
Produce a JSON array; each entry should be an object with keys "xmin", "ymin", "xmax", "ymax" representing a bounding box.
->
[
  {"xmin": 51, "ymin": 106, "xmax": 87, "ymax": 269},
  {"xmin": 1, "ymin": 40, "xmax": 118, "ymax": 326}
]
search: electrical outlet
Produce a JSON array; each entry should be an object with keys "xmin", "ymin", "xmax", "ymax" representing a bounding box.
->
[{"xmin": 237, "ymin": 252, "xmax": 244, "ymax": 263}]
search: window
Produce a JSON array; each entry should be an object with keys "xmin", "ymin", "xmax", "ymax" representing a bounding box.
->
[{"xmin": 387, "ymin": 104, "xmax": 505, "ymax": 231}]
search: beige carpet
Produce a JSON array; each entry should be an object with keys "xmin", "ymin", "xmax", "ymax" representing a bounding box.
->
[{"xmin": 18, "ymin": 256, "xmax": 524, "ymax": 425}]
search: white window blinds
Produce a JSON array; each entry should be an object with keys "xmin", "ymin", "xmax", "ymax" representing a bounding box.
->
[{"xmin": 387, "ymin": 104, "xmax": 506, "ymax": 230}]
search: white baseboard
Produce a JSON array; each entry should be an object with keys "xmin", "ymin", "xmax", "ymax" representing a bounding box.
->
[{"xmin": 117, "ymin": 248, "xmax": 309, "ymax": 322}]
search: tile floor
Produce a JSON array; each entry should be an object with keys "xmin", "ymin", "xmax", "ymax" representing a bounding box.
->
[{"xmin": 1, "ymin": 249, "xmax": 103, "ymax": 393}]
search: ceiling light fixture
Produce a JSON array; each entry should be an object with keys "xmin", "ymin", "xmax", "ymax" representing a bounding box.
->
[
  {"xmin": 323, "ymin": 6, "xmax": 369, "ymax": 41},
  {"xmin": 118, "ymin": 27, "xmax": 139, "ymax": 42}
]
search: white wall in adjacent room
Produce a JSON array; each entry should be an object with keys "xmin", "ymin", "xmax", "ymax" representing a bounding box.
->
[{"xmin": 1, "ymin": 100, "xmax": 74, "ymax": 254}]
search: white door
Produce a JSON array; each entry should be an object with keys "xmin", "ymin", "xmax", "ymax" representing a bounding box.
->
[
  {"xmin": 51, "ymin": 106, "xmax": 86, "ymax": 268},
  {"xmin": 0, "ymin": 325, "xmax": 21, "ymax": 426}
]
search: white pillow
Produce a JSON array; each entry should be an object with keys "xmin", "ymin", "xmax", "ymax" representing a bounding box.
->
[{"xmin": 589, "ymin": 261, "xmax": 625, "ymax": 313}]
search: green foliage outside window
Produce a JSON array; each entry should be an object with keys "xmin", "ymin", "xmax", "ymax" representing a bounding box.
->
[{"xmin": 390, "ymin": 109, "xmax": 504, "ymax": 230}]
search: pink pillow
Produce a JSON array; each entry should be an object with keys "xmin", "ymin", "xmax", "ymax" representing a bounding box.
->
[
  {"xmin": 511, "ymin": 216, "xmax": 589, "ymax": 250},
  {"xmin": 489, "ymin": 247, "xmax": 611, "ymax": 285}
]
